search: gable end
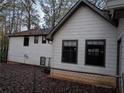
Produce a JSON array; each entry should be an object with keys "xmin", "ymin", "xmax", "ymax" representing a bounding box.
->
[{"xmin": 47, "ymin": 0, "xmax": 117, "ymax": 40}]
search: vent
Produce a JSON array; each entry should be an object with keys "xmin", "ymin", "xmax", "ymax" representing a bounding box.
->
[{"xmin": 40, "ymin": 57, "xmax": 46, "ymax": 66}]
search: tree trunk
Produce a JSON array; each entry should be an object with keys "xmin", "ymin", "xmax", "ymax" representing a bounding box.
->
[
  {"xmin": 10, "ymin": 0, "xmax": 16, "ymax": 33},
  {"xmin": 27, "ymin": 3, "xmax": 31, "ymax": 30}
]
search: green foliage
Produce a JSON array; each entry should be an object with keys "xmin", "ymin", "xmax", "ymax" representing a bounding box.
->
[
  {"xmin": 0, "ymin": 32, "xmax": 8, "ymax": 63},
  {"xmin": 0, "ymin": 15, "xmax": 4, "ymax": 22}
]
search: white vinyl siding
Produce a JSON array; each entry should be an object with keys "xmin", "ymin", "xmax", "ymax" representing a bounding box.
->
[
  {"xmin": 8, "ymin": 36, "xmax": 52, "ymax": 66},
  {"xmin": 51, "ymin": 6, "xmax": 117, "ymax": 76}
]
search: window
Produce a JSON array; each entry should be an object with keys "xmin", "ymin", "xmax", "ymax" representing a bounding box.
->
[
  {"xmin": 85, "ymin": 40, "xmax": 106, "ymax": 67},
  {"xmin": 62, "ymin": 40, "xmax": 78, "ymax": 64},
  {"xmin": 42, "ymin": 36, "xmax": 46, "ymax": 44},
  {"xmin": 34, "ymin": 36, "xmax": 38, "ymax": 44},
  {"xmin": 40, "ymin": 57, "xmax": 46, "ymax": 65},
  {"xmin": 24, "ymin": 36, "xmax": 29, "ymax": 46}
]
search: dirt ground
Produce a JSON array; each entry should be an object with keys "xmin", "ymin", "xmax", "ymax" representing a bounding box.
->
[{"xmin": 0, "ymin": 63, "xmax": 116, "ymax": 93}]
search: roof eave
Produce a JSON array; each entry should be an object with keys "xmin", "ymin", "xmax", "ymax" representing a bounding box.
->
[{"xmin": 8, "ymin": 34, "xmax": 48, "ymax": 37}]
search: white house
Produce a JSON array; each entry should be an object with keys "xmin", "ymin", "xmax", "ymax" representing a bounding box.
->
[
  {"xmin": 8, "ymin": 29, "xmax": 52, "ymax": 66},
  {"xmin": 47, "ymin": 0, "xmax": 124, "ymax": 87},
  {"xmin": 8, "ymin": 0, "xmax": 124, "ymax": 88}
]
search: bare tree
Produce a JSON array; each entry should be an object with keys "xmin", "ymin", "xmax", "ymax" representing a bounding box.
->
[
  {"xmin": 21, "ymin": 0, "xmax": 40, "ymax": 30},
  {"xmin": 0, "ymin": 0, "xmax": 40, "ymax": 33},
  {"xmin": 40, "ymin": 0, "xmax": 77, "ymax": 29}
]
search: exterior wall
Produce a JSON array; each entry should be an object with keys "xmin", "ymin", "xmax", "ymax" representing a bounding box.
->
[
  {"xmin": 118, "ymin": 18, "xmax": 124, "ymax": 75},
  {"xmin": 8, "ymin": 36, "xmax": 52, "ymax": 66},
  {"xmin": 107, "ymin": 0, "xmax": 124, "ymax": 9},
  {"xmin": 51, "ymin": 6, "xmax": 117, "ymax": 76}
]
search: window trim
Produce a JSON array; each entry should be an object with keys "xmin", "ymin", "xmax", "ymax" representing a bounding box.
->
[
  {"xmin": 61, "ymin": 40, "xmax": 78, "ymax": 64},
  {"xmin": 23, "ymin": 36, "xmax": 29, "ymax": 46},
  {"xmin": 34, "ymin": 36, "xmax": 39, "ymax": 44},
  {"xmin": 85, "ymin": 39, "xmax": 106, "ymax": 67}
]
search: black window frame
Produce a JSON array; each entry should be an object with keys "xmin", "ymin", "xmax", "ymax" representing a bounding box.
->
[
  {"xmin": 34, "ymin": 36, "xmax": 39, "ymax": 44},
  {"xmin": 42, "ymin": 36, "xmax": 46, "ymax": 44},
  {"xmin": 23, "ymin": 36, "xmax": 29, "ymax": 46},
  {"xmin": 85, "ymin": 39, "xmax": 106, "ymax": 67},
  {"xmin": 62, "ymin": 40, "xmax": 78, "ymax": 64}
]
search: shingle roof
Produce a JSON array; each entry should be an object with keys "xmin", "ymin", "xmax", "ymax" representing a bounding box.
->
[
  {"xmin": 8, "ymin": 28, "xmax": 50, "ymax": 37},
  {"xmin": 47, "ymin": 0, "xmax": 117, "ymax": 40}
]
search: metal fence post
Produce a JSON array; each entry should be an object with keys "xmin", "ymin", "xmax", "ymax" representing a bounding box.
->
[
  {"xmin": 122, "ymin": 73, "xmax": 124, "ymax": 93},
  {"xmin": 48, "ymin": 57, "xmax": 51, "ymax": 68},
  {"xmin": 33, "ymin": 66, "xmax": 36, "ymax": 93}
]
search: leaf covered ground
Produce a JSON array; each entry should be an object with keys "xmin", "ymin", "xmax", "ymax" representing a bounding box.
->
[{"xmin": 0, "ymin": 63, "xmax": 116, "ymax": 93}]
